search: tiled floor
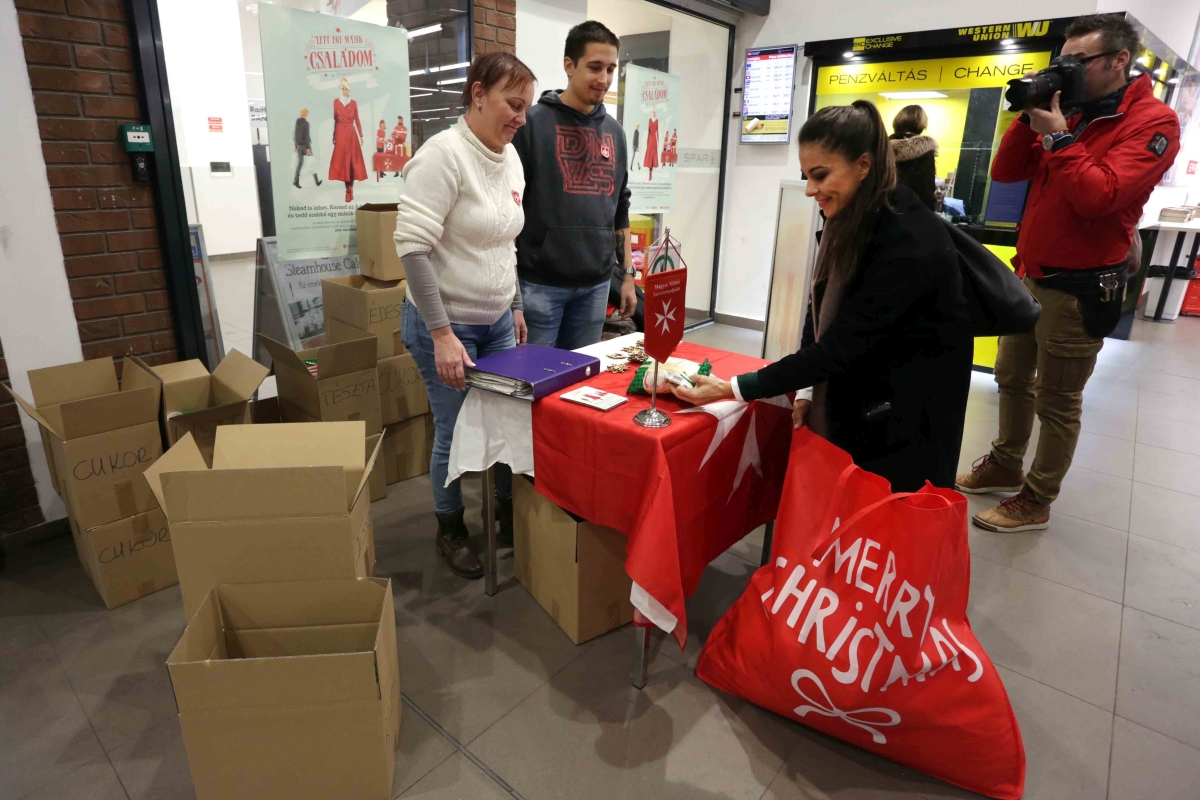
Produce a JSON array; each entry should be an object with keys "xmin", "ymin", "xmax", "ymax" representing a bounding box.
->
[{"xmin": 4, "ymin": 318, "xmax": 1200, "ymax": 799}]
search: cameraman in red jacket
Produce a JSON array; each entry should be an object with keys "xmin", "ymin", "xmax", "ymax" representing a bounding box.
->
[{"xmin": 958, "ymin": 14, "xmax": 1179, "ymax": 532}]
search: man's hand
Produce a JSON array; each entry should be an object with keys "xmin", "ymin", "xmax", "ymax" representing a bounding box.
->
[
  {"xmin": 619, "ymin": 275, "xmax": 637, "ymax": 318},
  {"xmin": 513, "ymin": 310, "xmax": 528, "ymax": 345},
  {"xmin": 1027, "ymin": 91, "xmax": 1069, "ymax": 136}
]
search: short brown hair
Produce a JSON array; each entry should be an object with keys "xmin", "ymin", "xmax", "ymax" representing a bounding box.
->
[
  {"xmin": 461, "ymin": 52, "xmax": 536, "ymax": 108},
  {"xmin": 892, "ymin": 105, "xmax": 928, "ymax": 137},
  {"xmin": 1065, "ymin": 14, "xmax": 1139, "ymax": 76}
]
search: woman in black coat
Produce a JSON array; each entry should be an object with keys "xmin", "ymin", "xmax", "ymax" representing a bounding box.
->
[
  {"xmin": 889, "ymin": 105, "xmax": 939, "ymax": 211},
  {"xmin": 677, "ymin": 101, "xmax": 972, "ymax": 492}
]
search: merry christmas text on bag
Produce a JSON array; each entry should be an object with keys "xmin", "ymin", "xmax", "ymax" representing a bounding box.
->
[{"xmin": 697, "ymin": 429, "xmax": 1025, "ymax": 800}]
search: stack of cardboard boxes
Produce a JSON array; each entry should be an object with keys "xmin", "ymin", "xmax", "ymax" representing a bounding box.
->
[
  {"xmin": 5, "ymin": 357, "xmax": 176, "ymax": 608},
  {"xmin": 147, "ymin": 421, "xmax": 400, "ymax": 799},
  {"xmin": 324, "ymin": 202, "xmax": 434, "ymax": 492}
]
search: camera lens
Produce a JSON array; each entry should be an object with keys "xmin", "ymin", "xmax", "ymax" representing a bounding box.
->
[
  {"xmin": 1005, "ymin": 78, "xmax": 1034, "ymax": 111},
  {"xmin": 1005, "ymin": 72, "xmax": 1064, "ymax": 111}
]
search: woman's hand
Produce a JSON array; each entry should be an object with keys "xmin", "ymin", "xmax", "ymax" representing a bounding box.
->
[
  {"xmin": 672, "ymin": 374, "xmax": 735, "ymax": 405},
  {"xmin": 792, "ymin": 398, "xmax": 812, "ymax": 430},
  {"xmin": 513, "ymin": 310, "xmax": 528, "ymax": 345},
  {"xmin": 431, "ymin": 327, "xmax": 474, "ymax": 390}
]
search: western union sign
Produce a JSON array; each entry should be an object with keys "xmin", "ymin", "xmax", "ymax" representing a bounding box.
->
[
  {"xmin": 816, "ymin": 51, "xmax": 1052, "ymax": 95},
  {"xmin": 957, "ymin": 20, "xmax": 1051, "ymax": 42}
]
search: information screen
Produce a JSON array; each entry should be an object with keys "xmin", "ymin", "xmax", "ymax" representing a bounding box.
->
[{"xmin": 741, "ymin": 45, "xmax": 798, "ymax": 144}]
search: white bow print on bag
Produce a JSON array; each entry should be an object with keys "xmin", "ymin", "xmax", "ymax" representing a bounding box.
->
[{"xmin": 791, "ymin": 669, "xmax": 901, "ymax": 744}]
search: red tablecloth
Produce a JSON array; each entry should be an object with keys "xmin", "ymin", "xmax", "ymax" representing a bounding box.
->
[{"xmin": 531, "ymin": 342, "xmax": 792, "ymax": 649}]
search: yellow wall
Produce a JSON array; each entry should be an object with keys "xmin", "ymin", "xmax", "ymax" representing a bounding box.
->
[
  {"xmin": 816, "ymin": 91, "xmax": 970, "ymax": 181},
  {"xmin": 973, "ymin": 244, "xmax": 1018, "ymax": 370}
]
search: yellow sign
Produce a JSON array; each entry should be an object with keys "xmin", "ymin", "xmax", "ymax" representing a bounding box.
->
[
  {"xmin": 957, "ymin": 20, "xmax": 1051, "ymax": 42},
  {"xmin": 817, "ymin": 52, "xmax": 1051, "ymax": 96}
]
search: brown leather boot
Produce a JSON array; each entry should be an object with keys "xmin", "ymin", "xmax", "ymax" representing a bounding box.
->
[
  {"xmin": 435, "ymin": 510, "xmax": 482, "ymax": 580},
  {"xmin": 973, "ymin": 489, "xmax": 1051, "ymax": 533},
  {"xmin": 955, "ymin": 454, "xmax": 1026, "ymax": 494}
]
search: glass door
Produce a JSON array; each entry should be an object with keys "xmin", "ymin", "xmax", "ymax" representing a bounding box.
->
[{"xmin": 587, "ymin": 0, "xmax": 733, "ymax": 327}]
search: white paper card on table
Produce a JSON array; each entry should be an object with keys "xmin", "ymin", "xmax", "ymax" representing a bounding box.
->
[{"xmin": 560, "ymin": 386, "xmax": 629, "ymax": 412}]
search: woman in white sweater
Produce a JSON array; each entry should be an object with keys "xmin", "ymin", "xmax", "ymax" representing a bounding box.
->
[{"xmin": 395, "ymin": 52, "xmax": 536, "ymax": 580}]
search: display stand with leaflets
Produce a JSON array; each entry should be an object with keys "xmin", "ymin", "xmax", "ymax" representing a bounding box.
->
[{"xmin": 251, "ymin": 237, "xmax": 360, "ymax": 364}]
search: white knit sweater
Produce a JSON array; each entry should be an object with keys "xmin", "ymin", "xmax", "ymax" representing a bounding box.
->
[{"xmin": 393, "ymin": 119, "xmax": 525, "ymax": 326}]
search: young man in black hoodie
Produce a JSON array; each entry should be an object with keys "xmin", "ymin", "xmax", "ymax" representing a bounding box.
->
[{"xmin": 512, "ymin": 21, "xmax": 636, "ymax": 350}]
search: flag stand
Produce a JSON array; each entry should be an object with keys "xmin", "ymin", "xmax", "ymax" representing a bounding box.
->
[
  {"xmin": 633, "ymin": 361, "xmax": 671, "ymax": 428},
  {"xmin": 634, "ymin": 226, "xmax": 683, "ymax": 429}
]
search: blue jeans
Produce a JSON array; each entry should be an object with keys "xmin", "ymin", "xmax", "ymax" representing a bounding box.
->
[
  {"xmin": 402, "ymin": 300, "xmax": 514, "ymax": 515},
  {"xmin": 519, "ymin": 278, "xmax": 609, "ymax": 350}
]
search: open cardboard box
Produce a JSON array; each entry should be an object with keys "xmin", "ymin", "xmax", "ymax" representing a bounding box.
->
[
  {"xmin": 355, "ymin": 203, "xmax": 404, "ymax": 281},
  {"xmin": 144, "ymin": 422, "xmax": 382, "ymax": 620},
  {"xmin": 131, "ymin": 350, "xmax": 269, "ymax": 463},
  {"xmin": 256, "ymin": 333, "xmax": 382, "ymax": 436},
  {"xmin": 167, "ymin": 577, "xmax": 400, "ymax": 800},
  {"xmin": 69, "ymin": 507, "xmax": 178, "ymax": 609},
  {"xmin": 514, "ymin": 475, "xmax": 634, "ymax": 644},
  {"xmin": 5, "ymin": 356, "xmax": 163, "ymax": 530},
  {"xmin": 377, "ymin": 352, "xmax": 428, "ymax": 425},
  {"xmin": 322, "ymin": 275, "xmax": 406, "ymax": 358}
]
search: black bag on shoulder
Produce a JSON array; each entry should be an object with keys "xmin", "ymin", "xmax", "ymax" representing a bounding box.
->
[{"xmin": 942, "ymin": 220, "xmax": 1041, "ymax": 337}]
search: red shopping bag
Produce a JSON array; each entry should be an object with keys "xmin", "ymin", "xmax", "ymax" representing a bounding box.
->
[{"xmin": 697, "ymin": 429, "xmax": 1025, "ymax": 800}]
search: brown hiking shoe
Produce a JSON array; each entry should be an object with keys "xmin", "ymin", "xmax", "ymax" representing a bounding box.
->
[
  {"xmin": 973, "ymin": 489, "xmax": 1051, "ymax": 532},
  {"xmin": 955, "ymin": 454, "xmax": 1026, "ymax": 495}
]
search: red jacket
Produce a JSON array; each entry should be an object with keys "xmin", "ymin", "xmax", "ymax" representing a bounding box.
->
[{"xmin": 991, "ymin": 74, "xmax": 1179, "ymax": 277}]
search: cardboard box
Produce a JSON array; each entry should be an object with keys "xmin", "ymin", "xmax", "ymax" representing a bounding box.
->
[
  {"xmin": 144, "ymin": 422, "xmax": 382, "ymax": 620},
  {"xmin": 132, "ymin": 350, "xmax": 269, "ymax": 463},
  {"xmin": 381, "ymin": 415, "xmax": 433, "ymax": 485},
  {"xmin": 167, "ymin": 578, "xmax": 400, "ymax": 800},
  {"xmin": 256, "ymin": 333, "xmax": 383, "ymax": 436},
  {"xmin": 377, "ymin": 353, "xmax": 429, "ymax": 425},
  {"xmin": 514, "ymin": 476, "xmax": 634, "ymax": 644},
  {"xmin": 5, "ymin": 356, "xmax": 163, "ymax": 530},
  {"xmin": 70, "ymin": 508, "xmax": 178, "ymax": 609},
  {"xmin": 356, "ymin": 203, "xmax": 405, "ymax": 280},
  {"xmin": 366, "ymin": 433, "xmax": 386, "ymax": 502},
  {"xmin": 322, "ymin": 275, "xmax": 407, "ymax": 358}
]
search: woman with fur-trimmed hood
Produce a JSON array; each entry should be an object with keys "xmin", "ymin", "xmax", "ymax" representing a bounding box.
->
[{"xmin": 889, "ymin": 105, "xmax": 938, "ymax": 211}]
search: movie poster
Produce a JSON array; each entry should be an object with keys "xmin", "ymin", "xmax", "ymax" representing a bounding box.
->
[
  {"xmin": 623, "ymin": 65, "xmax": 681, "ymax": 214},
  {"xmin": 260, "ymin": 5, "xmax": 410, "ymax": 260}
]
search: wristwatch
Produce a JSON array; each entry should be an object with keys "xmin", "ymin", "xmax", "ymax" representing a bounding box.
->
[
  {"xmin": 1042, "ymin": 129, "xmax": 1074, "ymax": 152},
  {"xmin": 622, "ymin": 266, "xmax": 636, "ymax": 276}
]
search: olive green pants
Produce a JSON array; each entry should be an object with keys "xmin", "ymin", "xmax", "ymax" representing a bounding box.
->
[{"xmin": 990, "ymin": 277, "xmax": 1104, "ymax": 505}]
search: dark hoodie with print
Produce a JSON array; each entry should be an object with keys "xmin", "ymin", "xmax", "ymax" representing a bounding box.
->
[{"xmin": 512, "ymin": 90, "xmax": 631, "ymax": 288}]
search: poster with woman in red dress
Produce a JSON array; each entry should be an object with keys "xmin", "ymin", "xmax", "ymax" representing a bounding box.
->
[
  {"xmin": 643, "ymin": 109, "xmax": 660, "ymax": 181},
  {"xmin": 329, "ymin": 78, "xmax": 368, "ymax": 201},
  {"xmin": 261, "ymin": 5, "xmax": 410, "ymax": 259},
  {"xmin": 622, "ymin": 65, "xmax": 679, "ymax": 213}
]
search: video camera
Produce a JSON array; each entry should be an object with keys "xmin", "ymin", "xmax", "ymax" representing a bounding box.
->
[{"xmin": 1004, "ymin": 54, "xmax": 1087, "ymax": 112}]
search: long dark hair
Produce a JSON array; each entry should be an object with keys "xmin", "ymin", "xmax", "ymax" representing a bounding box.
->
[{"xmin": 800, "ymin": 100, "xmax": 896, "ymax": 290}]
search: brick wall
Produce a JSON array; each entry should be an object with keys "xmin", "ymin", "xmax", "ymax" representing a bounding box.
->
[
  {"xmin": 474, "ymin": 0, "xmax": 515, "ymax": 55},
  {"xmin": 18, "ymin": 0, "xmax": 178, "ymax": 371},
  {"xmin": 0, "ymin": 339, "xmax": 45, "ymax": 536}
]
